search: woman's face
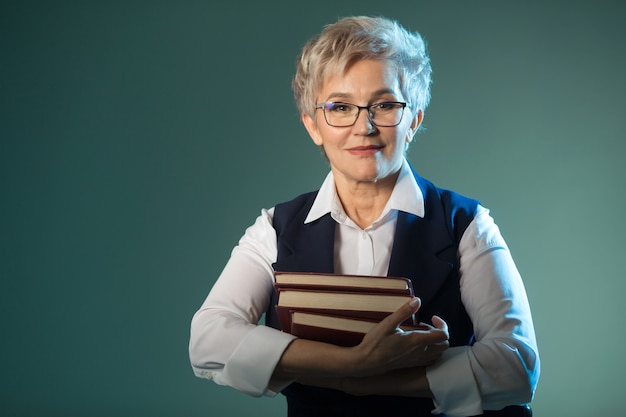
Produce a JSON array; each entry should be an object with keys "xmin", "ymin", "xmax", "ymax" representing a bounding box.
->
[{"xmin": 302, "ymin": 59, "xmax": 422, "ymax": 187}]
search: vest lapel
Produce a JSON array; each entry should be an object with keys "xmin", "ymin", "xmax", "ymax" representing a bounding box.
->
[
  {"xmin": 273, "ymin": 213, "xmax": 336, "ymax": 274},
  {"xmin": 388, "ymin": 202, "xmax": 457, "ymax": 307}
]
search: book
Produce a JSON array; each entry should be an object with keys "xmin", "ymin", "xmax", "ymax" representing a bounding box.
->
[
  {"xmin": 273, "ymin": 272, "xmax": 418, "ymax": 345},
  {"xmin": 289, "ymin": 310, "xmax": 426, "ymax": 347},
  {"xmin": 274, "ymin": 272, "xmax": 413, "ymax": 293},
  {"xmin": 276, "ymin": 288, "xmax": 414, "ymax": 314}
]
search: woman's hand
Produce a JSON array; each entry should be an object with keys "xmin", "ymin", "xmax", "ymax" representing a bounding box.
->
[
  {"xmin": 297, "ymin": 298, "xmax": 448, "ymax": 397},
  {"xmin": 272, "ymin": 297, "xmax": 448, "ymax": 390},
  {"xmin": 350, "ymin": 297, "xmax": 450, "ymax": 377}
]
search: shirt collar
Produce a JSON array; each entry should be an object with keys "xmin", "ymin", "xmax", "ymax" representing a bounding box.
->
[{"xmin": 304, "ymin": 158, "xmax": 425, "ymax": 224}]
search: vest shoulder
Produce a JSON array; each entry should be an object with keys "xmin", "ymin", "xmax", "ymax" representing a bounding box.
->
[
  {"xmin": 417, "ymin": 175, "xmax": 480, "ymax": 212},
  {"xmin": 438, "ymin": 187, "xmax": 481, "ymax": 211},
  {"xmin": 273, "ymin": 191, "xmax": 319, "ymax": 231},
  {"xmin": 275, "ymin": 190, "xmax": 318, "ymax": 213}
]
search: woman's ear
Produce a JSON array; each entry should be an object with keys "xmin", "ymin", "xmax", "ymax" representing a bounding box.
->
[
  {"xmin": 302, "ymin": 113, "xmax": 323, "ymax": 146},
  {"xmin": 406, "ymin": 110, "xmax": 424, "ymax": 143},
  {"xmin": 414, "ymin": 110, "xmax": 424, "ymax": 130}
]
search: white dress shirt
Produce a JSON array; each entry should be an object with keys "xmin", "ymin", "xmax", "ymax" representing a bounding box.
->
[{"xmin": 189, "ymin": 159, "xmax": 540, "ymax": 417}]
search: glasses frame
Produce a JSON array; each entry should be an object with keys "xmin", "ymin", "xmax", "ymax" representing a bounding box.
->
[{"xmin": 314, "ymin": 101, "xmax": 407, "ymax": 127}]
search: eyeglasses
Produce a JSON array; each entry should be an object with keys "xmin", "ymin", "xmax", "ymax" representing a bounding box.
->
[{"xmin": 314, "ymin": 101, "xmax": 407, "ymax": 127}]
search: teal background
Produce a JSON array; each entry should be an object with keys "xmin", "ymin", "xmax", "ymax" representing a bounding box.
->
[{"xmin": 2, "ymin": 1, "xmax": 625, "ymax": 416}]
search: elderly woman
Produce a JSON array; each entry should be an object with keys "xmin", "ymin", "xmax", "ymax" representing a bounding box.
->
[{"xmin": 189, "ymin": 15, "xmax": 540, "ymax": 417}]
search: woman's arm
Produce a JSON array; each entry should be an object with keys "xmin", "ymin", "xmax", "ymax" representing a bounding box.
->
[
  {"xmin": 272, "ymin": 297, "xmax": 449, "ymax": 383},
  {"xmin": 280, "ymin": 309, "xmax": 450, "ymax": 397},
  {"xmin": 189, "ymin": 208, "xmax": 294, "ymax": 396},
  {"xmin": 426, "ymin": 207, "xmax": 540, "ymax": 416}
]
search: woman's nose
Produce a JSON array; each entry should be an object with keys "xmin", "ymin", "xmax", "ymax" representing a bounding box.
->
[{"xmin": 354, "ymin": 108, "xmax": 376, "ymax": 133}]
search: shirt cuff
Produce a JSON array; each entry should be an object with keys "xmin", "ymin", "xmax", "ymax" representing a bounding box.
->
[
  {"xmin": 426, "ymin": 346, "xmax": 483, "ymax": 417},
  {"xmin": 216, "ymin": 325, "xmax": 296, "ymax": 397}
]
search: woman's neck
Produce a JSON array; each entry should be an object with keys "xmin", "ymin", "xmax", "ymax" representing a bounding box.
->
[{"xmin": 334, "ymin": 172, "xmax": 399, "ymax": 229}]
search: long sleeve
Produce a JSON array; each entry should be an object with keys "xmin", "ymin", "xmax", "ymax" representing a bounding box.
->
[
  {"xmin": 188, "ymin": 208, "xmax": 297, "ymax": 397},
  {"xmin": 426, "ymin": 207, "xmax": 540, "ymax": 416}
]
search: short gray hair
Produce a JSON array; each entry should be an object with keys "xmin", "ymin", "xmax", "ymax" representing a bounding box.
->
[{"xmin": 292, "ymin": 16, "xmax": 432, "ymax": 120}]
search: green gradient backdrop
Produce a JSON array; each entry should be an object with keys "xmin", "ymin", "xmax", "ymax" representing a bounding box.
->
[{"xmin": 2, "ymin": 1, "xmax": 624, "ymax": 416}]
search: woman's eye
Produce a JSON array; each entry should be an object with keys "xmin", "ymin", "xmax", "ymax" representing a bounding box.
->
[
  {"xmin": 375, "ymin": 102, "xmax": 394, "ymax": 110},
  {"xmin": 328, "ymin": 103, "xmax": 352, "ymax": 113}
]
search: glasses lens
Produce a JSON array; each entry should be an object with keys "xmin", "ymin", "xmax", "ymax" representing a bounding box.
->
[
  {"xmin": 322, "ymin": 102, "xmax": 358, "ymax": 127},
  {"xmin": 370, "ymin": 102, "xmax": 405, "ymax": 127}
]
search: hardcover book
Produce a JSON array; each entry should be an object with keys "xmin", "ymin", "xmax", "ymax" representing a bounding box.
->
[
  {"xmin": 289, "ymin": 310, "xmax": 425, "ymax": 347},
  {"xmin": 274, "ymin": 272, "xmax": 413, "ymax": 293},
  {"xmin": 274, "ymin": 272, "xmax": 418, "ymax": 345}
]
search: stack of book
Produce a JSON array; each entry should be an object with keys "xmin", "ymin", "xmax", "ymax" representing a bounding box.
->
[{"xmin": 273, "ymin": 271, "xmax": 420, "ymax": 347}]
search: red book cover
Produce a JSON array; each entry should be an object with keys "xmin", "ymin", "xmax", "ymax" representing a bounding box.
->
[
  {"xmin": 276, "ymin": 304, "xmax": 417, "ymax": 333},
  {"xmin": 274, "ymin": 272, "xmax": 414, "ymax": 294},
  {"xmin": 276, "ymin": 287, "xmax": 415, "ymax": 313},
  {"xmin": 287, "ymin": 310, "xmax": 426, "ymax": 347},
  {"xmin": 290, "ymin": 322, "xmax": 365, "ymax": 347}
]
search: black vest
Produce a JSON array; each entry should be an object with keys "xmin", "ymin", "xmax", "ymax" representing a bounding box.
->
[{"xmin": 267, "ymin": 170, "xmax": 479, "ymax": 417}]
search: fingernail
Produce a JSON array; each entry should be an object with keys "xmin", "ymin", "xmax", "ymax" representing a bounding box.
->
[{"xmin": 409, "ymin": 297, "xmax": 420, "ymax": 307}]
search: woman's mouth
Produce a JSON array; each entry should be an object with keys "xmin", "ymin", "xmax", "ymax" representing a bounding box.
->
[{"xmin": 347, "ymin": 145, "xmax": 384, "ymax": 156}]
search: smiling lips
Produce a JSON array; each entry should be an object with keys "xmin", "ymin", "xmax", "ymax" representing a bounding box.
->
[{"xmin": 347, "ymin": 144, "xmax": 384, "ymax": 156}]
